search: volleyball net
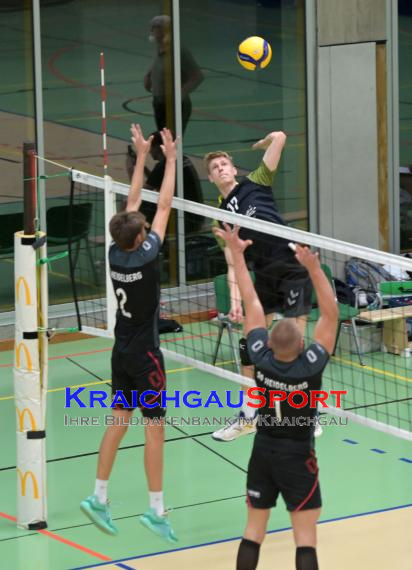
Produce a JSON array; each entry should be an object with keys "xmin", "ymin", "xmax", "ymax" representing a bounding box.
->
[{"xmin": 59, "ymin": 167, "xmax": 412, "ymax": 441}]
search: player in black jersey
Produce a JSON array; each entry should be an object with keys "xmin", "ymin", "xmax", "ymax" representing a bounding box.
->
[
  {"xmin": 205, "ymin": 132, "xmax": 313, "ymax": 441},
  {"xmin": 213, "ymin": 223, "xmax": 338, "ymax": 570},
  {"xmin": 81, "ymin": 125, "xmax": 179, "ymax": 543}
]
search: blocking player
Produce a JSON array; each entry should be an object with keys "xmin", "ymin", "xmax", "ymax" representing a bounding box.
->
[
  {"xmin": 205, "ymin": 132, "xmax": 313, "ymax": 441},
  {"xmin": 214, "ymin": 224, "xmax": 338, "ymax": 570},
  {"xmin": 80, "ymin": 125, "xmax": 178, "ymax": 543}
]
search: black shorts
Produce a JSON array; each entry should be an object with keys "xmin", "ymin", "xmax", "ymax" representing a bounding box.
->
[
  {"xmin": 254, "ymin": 260, "xmax": 312, "ymax": 317},
  {"xmin": 111, "ymin": 347, "xmax": 166, "ymax": 418},
  {"xmin": 246, "ymin": 434, "xmax": 321, "ymax": 512}
]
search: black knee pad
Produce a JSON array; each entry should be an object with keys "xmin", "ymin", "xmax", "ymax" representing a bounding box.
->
[{"xmin": 239, "ymin": 337, "xmax": 253, "ymax": 367}]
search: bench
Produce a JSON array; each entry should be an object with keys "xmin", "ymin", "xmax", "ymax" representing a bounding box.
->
[{"xmin": 358, "ymin": 305, "xmax": 412, "ymax": 356}]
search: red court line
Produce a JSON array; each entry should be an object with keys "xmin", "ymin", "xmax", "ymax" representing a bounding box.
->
[
  {"xmin": 0, "ymin": 330, "xmax": 219, "ymax": 369},
  {"xmin": 48, "ymin": 45, "xmax": 125, "ymax": 99},
  {"xmin": 0, "ymin": 512, "xmax": 112, "ymax": 562}
]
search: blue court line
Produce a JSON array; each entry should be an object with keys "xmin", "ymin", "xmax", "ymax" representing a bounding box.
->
[
  {"xmin": 70, "ymin": 502, "xmax": 412, "ymax": 570},
  {"xmin": 342, "ymin": 438, "xmax": 412, "ymax": 463}
]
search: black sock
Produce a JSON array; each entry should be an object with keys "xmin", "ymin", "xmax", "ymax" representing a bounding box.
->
[
  {"xmin": 296, "ymin": 546, "xmax": 318, "ymax": 570},
  {"xmin": 236, "ymin": 538, "xmax": 261, "ymax": 570}
]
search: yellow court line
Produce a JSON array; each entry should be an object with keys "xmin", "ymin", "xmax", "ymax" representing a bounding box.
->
[
  {"xmin": 332, "ymin": 355, "xmax": 412, "ymax": 384},
  {"xmin": 2, "ymin": 355, "xmax": 411, "ymax": 404},
  {"xmin": 0, "ymin": 360, "xmax": 238, "ymax": 402}
]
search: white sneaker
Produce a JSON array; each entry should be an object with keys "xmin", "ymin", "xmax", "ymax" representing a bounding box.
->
[
  {"xmin": 212, "ymin": 413, "xmax": 257, "ymax": 442},
  {"xmin": 314, "ymin": 421, "xmax": 323, "ymax": 438}
]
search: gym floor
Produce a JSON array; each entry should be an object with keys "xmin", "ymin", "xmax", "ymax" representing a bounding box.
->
[{"xmin": 1, "ymin": 332, "xmax": 411, "ymax": 569}]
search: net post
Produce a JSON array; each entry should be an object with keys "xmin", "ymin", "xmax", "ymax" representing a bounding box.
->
[
  {"xmin": 23, "ymin": 141, "xmax": 37, "ymax": 235},
  {"xmin": 13, "ymin": 142, "xmax": 48, "ymax": 529}
]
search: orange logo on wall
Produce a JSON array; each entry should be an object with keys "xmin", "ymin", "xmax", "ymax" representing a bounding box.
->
[
  {"xmin": 16, "ymin": 407, "xmax": 37, "ymax": 432},
  {"xmin": 15, "ymin": 276, "xmax": 32, "ymax": 305},
  {"xmin": 15, "ymin": 342, "xmax": 33, "ymax": 371},
  {"xmin": 17, "ymin": 468, "xmax": 39, "ymax": 499}
]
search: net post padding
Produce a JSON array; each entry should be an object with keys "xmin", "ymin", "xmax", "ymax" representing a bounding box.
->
[
  {"xmin": 14, "ymin": 231, "xmax": 48, "ymax": 529},
  {"xmin": 13, "ymin": 142, "xmax": 48, "ymax": 529}
]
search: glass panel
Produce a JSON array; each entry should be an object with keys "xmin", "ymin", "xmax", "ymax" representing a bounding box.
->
[
  {"xmin": 179, "ymin": 0, "xmax": 308, "ymax": 282},
  {"xmin": 0, "ymin": 1, "xmax": 36, "ymax": 313},
  {"xmin": 39, "ymin": 0, "xmax": 176, "ymax": 306},
  {"xmin": 399, "ymin": 0, "xmax": 412, "ymax": 252}
]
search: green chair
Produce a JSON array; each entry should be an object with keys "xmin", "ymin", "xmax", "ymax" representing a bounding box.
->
[
  {"xmin": 310, "ymin": 264, "xmax": 365, "ymax": 365},
  {"xmin": 212, "ymin": 274, "xmax": 242, "ymax": 373}
]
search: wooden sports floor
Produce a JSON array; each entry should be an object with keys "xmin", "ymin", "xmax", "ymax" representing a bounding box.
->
[{"xmin": 1, "ymin": 333, "xmax": 411, "ymax": 569}]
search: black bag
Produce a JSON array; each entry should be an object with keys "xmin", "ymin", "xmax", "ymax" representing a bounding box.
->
[
  {"xmin": 158, "ymin": 318, "xmax": 183, "ymax": 334},
  {"xmin": 334, "ymin": 278, "xmax": 357, "ymax": 306}
]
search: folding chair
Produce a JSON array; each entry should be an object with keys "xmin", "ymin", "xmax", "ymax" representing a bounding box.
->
[{"xmin": 211, "ymin": 274, "xmax": 242, "ymax": 373}]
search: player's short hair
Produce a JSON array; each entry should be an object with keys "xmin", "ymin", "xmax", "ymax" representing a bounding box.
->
[
  {"xmin": 203, "ymin": 151, "xmax": 234, "ymax": 172},
  {"xmin": 270, "ymin": 319, "xmax": 303, "ymax": 356},
  {"xmin": 109, "ymin": 211, "xmax": 146, "ymax": 250}
]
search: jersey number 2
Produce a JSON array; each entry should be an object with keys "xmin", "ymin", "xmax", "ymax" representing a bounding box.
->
[{"xmin": 115, "ymin": 288, "xmax": 132, "ymax": 319}]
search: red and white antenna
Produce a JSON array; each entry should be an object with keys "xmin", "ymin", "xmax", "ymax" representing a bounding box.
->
[{"xmin": 100, "ymin": 52, "xmax": 108, "ymax": 175}]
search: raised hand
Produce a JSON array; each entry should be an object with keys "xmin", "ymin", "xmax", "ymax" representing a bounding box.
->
[
  {"xmin": 213, "ymin": 224, "xmax": 253, "ymax": 256},
  {"xmin": 294, "ymin": 244, "xmax": 320, "ymax": 272},
  {"xmin": 131, "ymin": 123, "xmax": 153, "ymax": 156},
  {"xmin": 160, "ymin": 128, "xmax": 179, "ymax": 161},
  {"xmin": 252, "ymin": 131, "xmax": 286, "ymax": 151}
]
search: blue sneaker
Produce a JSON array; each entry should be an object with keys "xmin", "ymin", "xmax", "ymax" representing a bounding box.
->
[
  {"xmin": 139, "ymin": 508, "xmax": 178, "ymax": 543},
  {"xmin": 80, "ymin": 495, "xmax": 118, "ymax": 536}
]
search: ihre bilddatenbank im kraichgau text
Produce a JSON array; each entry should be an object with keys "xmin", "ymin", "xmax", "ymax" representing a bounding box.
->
[{"xmin": 63, "ymin": 386, "xmax": 348, "ymax": 427}]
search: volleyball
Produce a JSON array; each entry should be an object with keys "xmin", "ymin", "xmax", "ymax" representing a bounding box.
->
[{"xmin": 237, "ymin": 36, "xmax": 272, "ymax": 70}]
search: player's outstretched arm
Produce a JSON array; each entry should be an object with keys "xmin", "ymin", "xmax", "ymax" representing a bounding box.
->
[
  {"xmin": 126, "ymin": 124, "xmax": 153, "ymax": 213},
  {"xmin": 294, "ymin": 245, "xmax": 339, "ymax": 354},
  {"xmin": 213, "ymin": 224, "xmax": 265, "ymax": 334},
  {"xmin": 252, "ymin": 131, "xmax": 286, "ymax": 172},
  {"xmin": 151, "ymin": 129, "xmax": 178, "ymax": 243}
]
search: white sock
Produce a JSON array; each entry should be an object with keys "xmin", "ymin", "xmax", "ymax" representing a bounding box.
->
[
  {"xmin": 94, "ymin": 479, "xmax": 108, "ymax": 504},
  {"xmin": 242, "ymin": 398, "xmax": 256, "ymax": 419},
  {"xmin": 149, "ymin": 491, "xmax": 164, "ymax": 516}
]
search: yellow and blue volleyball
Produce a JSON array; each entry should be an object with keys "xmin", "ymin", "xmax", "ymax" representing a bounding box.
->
[{"xmin": 237, "ymin": 36, "xmax": 272, "ymax": 71}]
